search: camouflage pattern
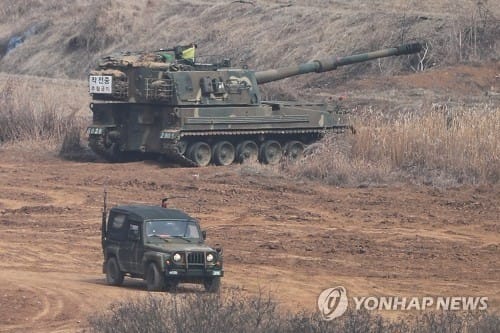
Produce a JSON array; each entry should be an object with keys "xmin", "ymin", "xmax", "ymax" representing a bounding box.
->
[
  {"xmin": 254, "ymin": 43, "xmax": 422, "ymax": 83},
  {"xmin": 87, "ymin": 43, "xmax": 422, "ymax": 166}
]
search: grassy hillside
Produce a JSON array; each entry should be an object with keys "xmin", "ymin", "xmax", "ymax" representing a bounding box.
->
[
  {"xmin": 0, "ymin": 0, "xmax": 498, "ymax": 82},
  {"xmin": 0, "ymin": 0, "xmax": 498, "ymax": 186}
]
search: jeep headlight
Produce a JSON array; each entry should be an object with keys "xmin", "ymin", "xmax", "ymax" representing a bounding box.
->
[
  {"xmin": 206, "ymin": 253, "xmax": 215, "ymax": 263},
  {"xmin": 173, "ymin": 253, "xmax": 182, "ymax": 262}
]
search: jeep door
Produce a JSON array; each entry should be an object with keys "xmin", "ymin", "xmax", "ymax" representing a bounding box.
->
[
  {"xmin": 128, "ymin": 219, "xmax": 145, "ymax": 274},
  {"xmin": 106, "ymin": 211, "xmax": 129, "ymax": 270},
  {"xmin": 118, "ymin": 217, "xmax": 143, "ymax": 273}
]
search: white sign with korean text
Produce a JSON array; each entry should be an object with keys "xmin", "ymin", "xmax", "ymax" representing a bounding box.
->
[{"xmin": 89, "ymin": 75, "xmax": 113, "ymax": 94}]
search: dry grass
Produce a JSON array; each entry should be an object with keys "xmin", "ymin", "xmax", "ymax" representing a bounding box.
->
[
  {"xmin": 285, "ymin": 105, "xmax": 500, "ymax": 186},
  {"xmin": 0, "ymin": 0, "xmax": 498, "ymax": 80},
  {"xmin": 0, "ymin": 74, "xmax": 90, "ymax": 155}
]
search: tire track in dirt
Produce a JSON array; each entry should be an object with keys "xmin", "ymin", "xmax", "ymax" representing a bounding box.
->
[{"xmin": 0, "ymin": 270, "xmax": 143, "ymax": 333}]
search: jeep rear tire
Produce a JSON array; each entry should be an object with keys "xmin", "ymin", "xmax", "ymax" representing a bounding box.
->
[
  {"xmin": 146, "ymin": 263, "xmax": 165, "ymax": 291},
  {"xmin": 203, "ymin": 277, "xmax": 221, "ymax": 293},
  {"xmin": 106, "ymin": 257, "xmax": 124, "ymax": 286}
]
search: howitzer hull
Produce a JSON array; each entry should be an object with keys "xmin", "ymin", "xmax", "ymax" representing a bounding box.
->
[{"xmin": 88, "ymin": 100, "xmax": 349, "ymax": 166}]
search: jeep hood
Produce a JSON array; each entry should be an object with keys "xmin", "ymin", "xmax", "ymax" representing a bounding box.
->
[{"xmin": 145, "ymin": 243, "xmax": 215, "ymax": 253}]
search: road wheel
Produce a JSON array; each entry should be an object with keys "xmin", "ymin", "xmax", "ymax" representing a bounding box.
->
[
  {"xmin": 105, "ymin": 257, "xmax": 124, "ymax": 286},
  {"xmin": 284, "ymin": 141, "xmax": 305, "ymax": 161},
  {"xmin": 89, "ymin": 136, "xmax": 124, "ymax": 163},
  {"xmin": 259, "ymin": 140, "xmax": 282, "ymax": 165},
  {"xmin": 176, "ymin": 140, "xmax": 188, "ymax": 155},
  {"xmin": 146, "ymin": 263, "xmax": 165, "ymax": 292},
  {"xmin": 188, "ymin": 142, "xmax": 212, "ymax": 166},
  {"xmin": 109, "ymin": 144, "xmax": 127, "ymax": 162},
  {"xmin": 212, "ymin": 141, "xmax": 235, "ymax": 166},
  {"xmin": 203, "ymin": 277, "xmax": 221, "ymax": 293},
  {"xmin": 236, "ymin": 140, "xmax": 258, "ymax": 163}
]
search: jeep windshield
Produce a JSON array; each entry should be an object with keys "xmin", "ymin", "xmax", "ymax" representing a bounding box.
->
[{"xmin": 145, "ymin": 220, "xmax": 200, "ymax": 243}]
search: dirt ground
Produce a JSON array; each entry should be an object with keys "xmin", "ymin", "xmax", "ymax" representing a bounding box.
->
[
  {"xmin": 0, "ymin": 147, "xmax": 498, "ymax": 332},
  {"xmin": 0, "ymin": 60, "xmax": 498, "ymax": 332}
]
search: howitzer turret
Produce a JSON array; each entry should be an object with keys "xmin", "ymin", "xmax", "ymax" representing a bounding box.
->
[{"xmin": 86, "ymin": 42, "xmax": 422, "ymax": 167}]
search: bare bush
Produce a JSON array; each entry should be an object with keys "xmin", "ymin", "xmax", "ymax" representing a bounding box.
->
[
  {"xmin": 285, "ymin": 104, "xmax": 500, "ymax": 186},
  {"xmin": 0, "ymin": 76, "xmax": 89, "ymax": 151},
  {"xmin": 88, "ymin": 290, "xmax": 499, "ymax": 333},
  {"xmin": 59, "ymin": 125, "xmax": 97, "ymax": 161},
  {"xmin": 88, "ymin": 289, "xmax": 283, "ymax": 333},
  {"xmin": 0, "ymin": 1, "xmax": 498, "ymax": 79},
  {"xmin": 444, "ymin": 0, "xmax": 499, "ymax": 63},
  {"xmin": 0, "ymin": 0, "xmax": 42, "ymax": 20}
]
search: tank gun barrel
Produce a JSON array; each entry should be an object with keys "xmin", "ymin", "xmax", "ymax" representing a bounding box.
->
[{"xmin": 254, "ymin": 42, "xmax": 422, "ymax": 84}]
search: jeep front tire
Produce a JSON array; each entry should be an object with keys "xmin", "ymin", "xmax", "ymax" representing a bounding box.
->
[
  {"xmin": 106, "ymin": 257, "xmax": 124, "ymax": 286},
  {"xmin": 165, "ymin": 279, "xmax": 179, "ymax": 293},
  {"xmin": 146, "ymin": 263, "xmax": 165, "ymax": 291},
  {"xmin": 203, "ymin": 277, "xmax": 221, "ymax": 293}
]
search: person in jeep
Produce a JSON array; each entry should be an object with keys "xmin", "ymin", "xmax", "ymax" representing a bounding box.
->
[{"xmin": 101, "ymin": 204, "xmax": 223, "ymax": 292}]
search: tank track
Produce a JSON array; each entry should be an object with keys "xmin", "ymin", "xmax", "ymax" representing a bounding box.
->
[
  {"xmin": 90, "ymin": 126, "xmax": 349, "ymax": 166},
  {"xmin": 178, "ymin": 127, "xmax": 347, "ymax": 137},
  {"xmin": 161, "ymin": 144, "xmax": 198, "ymax": 167},
  {"xmin": 88, "ymin": 135, "xmax": 123, "ymax": 162},
  {"xmin": 160, "ymin": 127, "xmax": 349, "ymax": 167}
]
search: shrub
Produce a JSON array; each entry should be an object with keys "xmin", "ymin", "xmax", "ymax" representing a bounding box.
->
[
  {"xmin": 284, "ymin": 104, "xmax": 500, "ymax": 186},
  {"xmin": 88, "ymin": 290, "xmax": 499, "ymax": 333},
  {"xmin": 0, "ymin": 77, "xmax": 88, "ymax": 148}
]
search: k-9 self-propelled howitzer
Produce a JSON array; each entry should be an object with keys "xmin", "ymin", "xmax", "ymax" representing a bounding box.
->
[{"xmin": 87, "ymin": 42, "xmax": 422, "ymax": 166}]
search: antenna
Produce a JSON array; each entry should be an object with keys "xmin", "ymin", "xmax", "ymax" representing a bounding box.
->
[
  {"xmin": 101, "ymin": 181, "xmax": 108, "ymax": 251},
  {"xmin": 103, "ymin": 184, "xmax": 108, "ymax": 217}
]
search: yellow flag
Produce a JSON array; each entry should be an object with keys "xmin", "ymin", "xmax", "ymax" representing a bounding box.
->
[{"xmin": 182, "ymin": 46, "xmax": 195, "ymax": 61}]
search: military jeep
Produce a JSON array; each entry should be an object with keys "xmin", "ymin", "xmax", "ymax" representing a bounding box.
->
[{"xmin": 101, "ymin": 204, "xmax": 223, "ymax": 292}]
